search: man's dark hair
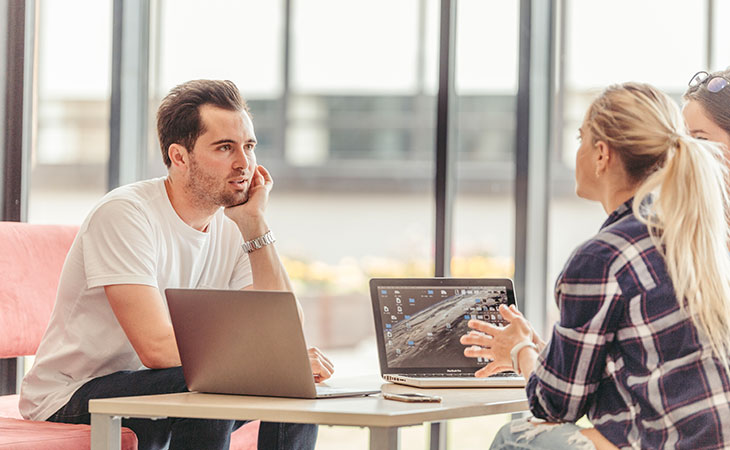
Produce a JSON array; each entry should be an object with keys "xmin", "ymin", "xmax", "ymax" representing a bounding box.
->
[{"xmin": 156, "ymin": 79, "xmax": 249, "ymax": 167}]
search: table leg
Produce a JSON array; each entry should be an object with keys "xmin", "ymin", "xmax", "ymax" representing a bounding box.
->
[
  {"xmin": 369, "ymin": 426, "xmax": 400, "ymax": 450},
  {"xmin": 429, "ymin": 421, "xmax": 447, "ymax": 450},
  {"xmin": 91, "ymin": 413, "xmax": 121, "ymax": 450}
]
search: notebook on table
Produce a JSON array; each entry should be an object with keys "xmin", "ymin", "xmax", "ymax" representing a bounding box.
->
[
  {"xmin": 165, "ymin": 288, "xmax": 379, "ymax": 399},
  {"xmin": 369, "ymin": 278, "xmax": 526, "ymax": 388}
]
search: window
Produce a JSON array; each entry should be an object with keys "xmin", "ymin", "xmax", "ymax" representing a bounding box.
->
[
  {"xmin": 452, "ymin": 0, "xmax": 519, "ymax": 280},
  {"xmin": 28, "ymin": 0, "xmax": 113, "ymax": 224}
]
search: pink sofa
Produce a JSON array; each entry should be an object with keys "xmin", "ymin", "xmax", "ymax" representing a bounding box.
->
[{"xmin": 0, "ymin": 222, "xmax": 258, "ymax": 449}]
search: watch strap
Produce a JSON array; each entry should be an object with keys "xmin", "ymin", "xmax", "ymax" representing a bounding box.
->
[{"xmin": 241, "ymin": 230, "xmax": 276, "ymax": 253}]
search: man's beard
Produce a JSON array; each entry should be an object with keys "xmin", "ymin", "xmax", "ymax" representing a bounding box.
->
[{"xmin": 185, "ymin": 157, "xmax": 249, "ymax": 209}]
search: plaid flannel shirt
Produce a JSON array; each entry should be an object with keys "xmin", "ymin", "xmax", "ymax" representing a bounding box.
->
[{"xmin": 526, "ymin": 198, "xmax": 730, "ymax": 449}]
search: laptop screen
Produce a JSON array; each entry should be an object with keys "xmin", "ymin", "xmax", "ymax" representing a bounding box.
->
[{"xmin": 369, "ymin": 278, "xmax": 517, "ymax": 375}]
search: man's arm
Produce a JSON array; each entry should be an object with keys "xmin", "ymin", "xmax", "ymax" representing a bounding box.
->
[
  {"xmin": 225, "ymin": 165, "xmax": 293, "ymax": 292},
  {"xmin": 104, "ymin": 284, "xmax": 181, "ymax": 369},
  {"xmin": 241, "ymin": 226, "xmax": 302, "ymax": 319},
  {"xmin": 225, "ymin": 166, "xmax": 333, "ymax": 380},
  {"xmin": 241, "ymin": 226, "xmax": 293, "ymax": 292}
]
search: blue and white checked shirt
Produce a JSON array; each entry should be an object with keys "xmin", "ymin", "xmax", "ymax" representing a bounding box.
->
[{"xmin": 526, "ymin": 198, "xmax": 730, "ymax": 449}]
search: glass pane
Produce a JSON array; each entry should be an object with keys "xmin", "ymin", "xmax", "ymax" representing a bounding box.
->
[
  {"xmin": 712, "ymin": 0, "xmax": 730, "ymax": 72},
  {"xmin": 156, "ymin": 0, "xmax": 282, "ymax": 97},
  {"xmin": 286, "ymin": 0, "xmax": 436, "ymax": 359},
  {"xmin": 452, "ymin": 0, "xmax": 518, "ymax": 280},
  {"xmin": 288, "ymin": 0, "xmax": 438, "ymax": 165},
  {"xmin": 29, "ymin": 0, "xmax": 113, "ymax": 224},
  {"xmin": 292, "ymin": 0, "xmax": 424, "ymax": 93},
  {"xmin": 565, "ymin": 0, "xmax": 705, "ymax": 90}
]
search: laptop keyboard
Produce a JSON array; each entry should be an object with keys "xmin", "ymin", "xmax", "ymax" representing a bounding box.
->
[{"xmin": 409, "ymin": 372, "xmax": 520, "ymax": 378}]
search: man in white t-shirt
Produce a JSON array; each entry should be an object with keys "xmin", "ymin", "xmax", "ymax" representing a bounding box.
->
[{"xmin": 19, "ymin": 80, "xmax": 332, "ymax": 450}]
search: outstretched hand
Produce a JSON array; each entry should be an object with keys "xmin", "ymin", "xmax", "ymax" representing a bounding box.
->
[
  {"xmin": 460, "ymin": 304, "xmax": 535, "ymax": 377},
  {"xmin": 506, "ymin": 304, "xmax": 547, "ymax": 351},
  {"xmin": 308, "ymin": 347, "xmax": 335, "ymax": 383}
]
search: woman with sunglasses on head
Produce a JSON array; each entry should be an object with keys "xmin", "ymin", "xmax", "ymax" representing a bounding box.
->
[
  {"xmin": 462, "ymin": 82, "xmax": 730, "ymax": 449},
  {"xmin": 684, "ymin": 69, "xmax": 730, "ymax": 152}
]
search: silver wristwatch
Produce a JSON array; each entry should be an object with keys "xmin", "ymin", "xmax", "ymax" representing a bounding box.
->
[{"xmin": 241, "ymin": 230, "xmax": 276, "ymax": 253}]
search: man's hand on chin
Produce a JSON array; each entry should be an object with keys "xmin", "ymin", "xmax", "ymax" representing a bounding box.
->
[
  {"xmin": 309, "ymin": 347, "xmax": 335, "ymax": 383},
  {"xmin": 224, "ymin": 165, "xmax": 273, "ymax": 233}
]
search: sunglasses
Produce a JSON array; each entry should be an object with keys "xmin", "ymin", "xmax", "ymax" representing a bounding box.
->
[{"xmin": 688, "ymin": 71, "xmax": 730, "ymax": 93}]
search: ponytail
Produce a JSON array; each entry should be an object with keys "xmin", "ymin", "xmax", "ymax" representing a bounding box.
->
[{"xmin": 634, "ymin": 136, "xmax": 730, "ymax": 368}]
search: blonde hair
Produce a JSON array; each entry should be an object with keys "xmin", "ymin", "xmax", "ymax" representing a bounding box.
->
[{"xmin": 588, "ymin": 82, "xmax": 730, "ymax": 367}]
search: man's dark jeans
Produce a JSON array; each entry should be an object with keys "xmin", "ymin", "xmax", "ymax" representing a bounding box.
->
[{"xmin": 47, "ymin": 367, "xmax": 318, "ymax": 450}]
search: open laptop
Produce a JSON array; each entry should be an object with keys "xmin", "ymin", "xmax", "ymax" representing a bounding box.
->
[
  {"xmin": 165, "ymin": 288, "xmax": 379, "ymax": 399},
  {"xmin": 369, "ymin": 278, "xmax": 526, "ymax": 388}
]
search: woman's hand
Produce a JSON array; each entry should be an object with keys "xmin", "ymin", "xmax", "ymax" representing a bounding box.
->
[
  {"xmin": 460, "ymin": 304, "xmax": 536, "ymax": 377},
  {"xmin": 505, "ymin": 304, "xmax": 547, "ymax": 352}
]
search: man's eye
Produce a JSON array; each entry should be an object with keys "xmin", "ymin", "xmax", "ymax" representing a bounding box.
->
[
  {"xmin": 245, "ymin": 144, "xmax": 255, "ymax": 151},
  {"xmin": 220, "ymin": 144, "xmax": 232, "ymax": 151}
]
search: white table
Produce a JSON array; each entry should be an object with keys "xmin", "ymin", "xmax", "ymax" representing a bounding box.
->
[{"xmin": 89, "ymin": 377, "xmax": 528, "ymax": 450}]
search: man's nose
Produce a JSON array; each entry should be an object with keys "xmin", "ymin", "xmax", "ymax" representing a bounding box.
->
[{"xmin": 232, "ymin": 146, "xmax": 250, "ymax": 171}]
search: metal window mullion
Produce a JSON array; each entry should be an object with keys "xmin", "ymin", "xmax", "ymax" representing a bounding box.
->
[
  {"xmin": 434, "ymin": 0, "xmax": 456, "ymax": 279},
  {"xmin": 706, "ymin": 0, "xmax": 714, "ymax": 70},
  {"xmin": 514, "ymin": 0, "xmax": 554, "ymax": 337},
  {"xmin": 276, "ymin": 0, "xmax": 292, "ymax": 165},
  {"xmin": 413, "ymin": 0, "xmax": 429, "ymax": 160},
  {"xmin": 109, "ymin": 0, "xmax": 150, "ymax": 191},
  {"xmin": 431, "ymin": 0, "xmax": 457, "ymax": 448},
  {"xmin": 2, "ymin": 0, "xmax": 35, "ymax": 223}
]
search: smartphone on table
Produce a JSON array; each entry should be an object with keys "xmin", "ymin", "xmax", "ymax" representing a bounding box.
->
[{"xmin": 382, "ymin": 392, "xmax": 442, "ymax": 403}]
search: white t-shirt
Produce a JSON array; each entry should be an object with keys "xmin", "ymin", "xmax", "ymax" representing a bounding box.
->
[{"xmin": 19, "ymin": 177, "xmax": 253, "ymax": 421}]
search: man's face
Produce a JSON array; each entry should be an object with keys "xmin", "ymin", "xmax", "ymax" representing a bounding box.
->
[{"xmin": 184, "ymin": 105, "xmax": 258, "ymax": 209}]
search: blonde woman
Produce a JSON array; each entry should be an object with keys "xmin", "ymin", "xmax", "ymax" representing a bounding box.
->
[{"xmin": 462, "ymin": 82, "xmax": 730, "ymax": 449}]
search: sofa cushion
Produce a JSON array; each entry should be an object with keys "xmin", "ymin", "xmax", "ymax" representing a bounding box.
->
[
  {"xmin": 0, "ymin": 223, "xmax": 79, "ymax": 358},
  {"xmin": 0, "ymin": 394, "xmax": 138, "ymax": 449},
  {"xmin": 231, "ymin": 420, "xmax": 259, "ymax": 450},
  {"xmin": 0, "ymin": 396, "xmax": 21, "ymax": 419},
  {"xmin": 0, "ymin": 418, "xmax": 138, "ymax": 449}
]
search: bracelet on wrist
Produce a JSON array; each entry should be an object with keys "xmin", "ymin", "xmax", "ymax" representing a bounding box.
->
[
  {"xmin": 510, "ymin": 329, "xmax": 537, "ymax": 375},
  {"xmin": 510, "ymin": 341, "xmax": 538, "ymax": 375},
  {"xmin": 241, "ymin": 230, "xmax": 276, "ymax": 253}
]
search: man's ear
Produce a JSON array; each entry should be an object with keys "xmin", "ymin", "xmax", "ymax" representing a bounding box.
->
[
  {"xmin": 594, "ymin": 140, "xmax": 611, "ymax": 175},
  {"xmin": 168, "ymin": 143, "xmax": 189, "ymax": 170}
]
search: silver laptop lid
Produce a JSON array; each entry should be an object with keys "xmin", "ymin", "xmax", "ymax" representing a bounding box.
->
[
  {"xmin": 165, "ymin": 289, "xmax": 317, "ymax": 398},
  {"xmin": 369, "ymin": 278, "xmax": 517, "ymax": 377}
]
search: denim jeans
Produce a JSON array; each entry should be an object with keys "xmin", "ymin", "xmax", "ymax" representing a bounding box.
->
[
  {"xmin": 47, "ymin": 367, "xmax": 318, "ymax": 450},
  {"xmin": 490, "ymin": 417, "xmax": 595, "ymax": 450}
]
